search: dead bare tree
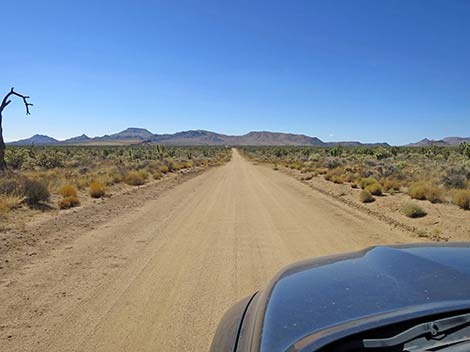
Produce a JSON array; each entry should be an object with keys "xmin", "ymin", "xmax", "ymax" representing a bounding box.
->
[{"xmin": 0, "ymin": 88, "xmax": 33, "ymax": 171}]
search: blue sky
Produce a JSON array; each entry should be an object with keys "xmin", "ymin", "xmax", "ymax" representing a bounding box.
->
[{"xmin": 1, "ymin": 0, "xmax": 469, "ymax": 145}]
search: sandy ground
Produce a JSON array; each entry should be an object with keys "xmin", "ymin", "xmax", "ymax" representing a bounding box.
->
[{"xmin": 0, "ymin": 149, "xmax": 418, "ymax": 352}]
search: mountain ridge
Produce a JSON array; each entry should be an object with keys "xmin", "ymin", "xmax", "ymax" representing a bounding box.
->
[
  {"xmin": 406, "ymin": 137, "xmax": 470, "ymax": 147},
  {"xmin": 11, "ymin": 128, "xmax": 468, "ymax": 147}
]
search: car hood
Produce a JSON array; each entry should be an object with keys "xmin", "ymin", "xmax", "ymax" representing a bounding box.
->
[{"xmin": 255, "ymin": 243, "xmax": 470, "ymax": 352}]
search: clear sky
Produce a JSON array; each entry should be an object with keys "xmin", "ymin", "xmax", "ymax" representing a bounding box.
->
[{"xmin": 1, "ymin": 0, "xmax": 469, "ymax": 145}]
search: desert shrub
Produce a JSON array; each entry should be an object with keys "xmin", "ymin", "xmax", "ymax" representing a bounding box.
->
[
  {"xmin": 344, "ymin": 173, "xmax": 359, "ymax": 183},
  {"xmin": 289, "ymin": 161, "xmax": 302, "ymax": 170},
  {"xmin": 153, "ymin": 171, "xmax": 163, "ymax": 180},
  {"xmin": 323, "ymin": 158, "xmax": 343, "ymax": 169},
  {"xmin": 37, "ymin": 152, "xmax": 65, "ymax": 169},
  {"xmin": 359, "ymin": 177, "xmax": 378, "ymax": 189},
  {"xmin": 331, "ymin": 176, "xmax": 344, "ymax": 184},
  {"xmin": 58, "ymin": 196, "xmax": 80, "ymax": 209},
  {"xmin": 408, "ymin": 182, "xmax": 427, "ymax": 200},
  {"xmin": 441, "ymin": 168, "xmax": 468, "ymax": 189},
  {"xmin": 324, "ymin": 168, "xmax": 345, "ymax": 182},
  {"xmin": 424, "ymin": 185, "xmax": 444, "ymax": 204},
  {"xmin": 24, "ymin": 179, "xmax": 50, "ymax": 205},
  {"xmin": 59, "ymin": 185, "xmax": 78, "ymax": 198},
  {"xmin": 160, "ymin": 165, "xmax": 169, "ymax": 174},
  {"xmin": 124, "ymin": 171, "xmax": 146, "ymax": 186},
  {"xmin": 109, "ymin": 168, "xmax": 126, "ymax": 183},
  {"xmin": 168, "ymin": 160, "xmax": 181, "ymax": 172},
  {"xmin": 5, "ymin": 148, "xmax": 29, "ymax": 169},
  {"xmin": 96, "ymin": 174, "xmax": 114, "ymax": 186},
  {"xmin": 359, "ymin": 190, "xmax": 375, "ymax": 203},
  {"xmin": 180, "ymin": 160, "xmax": 193, "ymax": 168},
  {"xmin": 273, "ymin": 164, "xmax": 279, "ymax": 171},
  {"xmin": 365, "ymin": 182, "xmax": 383, "ymax": 196},
  {"xmin": 382, "ymin": 179, "xmax": 401, "ymax": 192},
  {"xmin": 89, "ymin": 181, "xmax": 106, "ymax": 198},
  {"xmin": 402, "ymin": 202, "xmax": 427, "ymax": 218},
  {"xmin": 454, "ymin": 190, "xmax": 470, "ymax": 210},
  {"xmin": 408, "ymin": 182, "xmax": 444, "ymax": 203},
  {"xmin": 0, "ymin": 177, "xmax": 25, "ymax": 196}
]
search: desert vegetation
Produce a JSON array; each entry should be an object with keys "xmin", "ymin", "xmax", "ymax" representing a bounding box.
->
[
  {"xmin": 241, "ymin": 144, "xmax": 470, "ymax": 240},
  {"xmin": 0, "ymin": 145, "xmax": 231, "ymax": 225},
  {"xmin": 241, "ymin": 144, "xmax": 470, "ymax": 207}
]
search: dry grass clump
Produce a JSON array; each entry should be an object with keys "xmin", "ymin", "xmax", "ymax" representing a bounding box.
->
[
  {"xmin": 365, "ymin": 182, "xmax": 383, "ymax": 196},
  {"xmin": 58, "ymin": 184, "xmax": 80, "ymax": 209},
  {"xmin": 402, "ymin": 202, "xmax": 427, "ymax": 218},
  {"xmin": 324, "ymin": 168, "xmax": 345, "ymax": 184},
  {"xmin": 89, "ymin": 181, "xmax": 106, "ymax": 198},
  {"xmin": 454, "ymin": 190, "xmax": 470, "ymax": 210},
  {"xmin": 343, "ymin": 173, "xmax": 359, "ymax": 183},
  {"xmin": 359, "ymin": 177, "xmax": 378, "ymax": 189},
  {"xmin": 288, "ymin": 161, "xmax": 303, "ymax": 170},
  {"xmin": 159, "ymin": 165, "xmax": 169, "ymax": 174},
  {"xmin": 0, "ymin": 196, "xmax": 21, "ymax": 215},
  {"xmin": 408, "ymin": 182, "xmax": 427, "ymax": 200},
  {"xmin": 24, "ymin": 179, "xmax": 50, "ymax": 206},
  {"xmin": 58, "ymin": 196, "xmax": 80, "ymax": 209},
  {"xmin": 382, "ymin": 178, "xmax": 401, "ymax": 193},
  {"xmin": 60, "ymin": 185, "xmax": 78, "ymax": 198},
  {"xmin": 359, "ymin": 190, "xmax": 375, "ymax": 203},
  {"xmin": 152, "ymin": 171, "xmax": 163, "ymax": 180},
  {"xmin": 408, "ymin": 182, "xmax": 444, "ymax": 203},
  {"xmin": 424, "ymin": 185, "xmax": 444, "ymax": 204},
  {"xmin": 1, "ymin": 175, "xmax": 50, "ymax": 208},
  {"xmin": 167, "ymin": 159, "xmax": 183, "ymax": 172},
  {"xmin": 124, "ymin": 171, "xmax": 147, "ymax": 186},
  {"xmin": 109, "ymin": 169, "xmax": 125, "ymax": 184}
]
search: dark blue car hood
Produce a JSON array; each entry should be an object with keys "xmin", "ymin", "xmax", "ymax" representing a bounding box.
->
[{"xmin": 255, "ymin": 244, "xmax": 470, "ymax": 352}]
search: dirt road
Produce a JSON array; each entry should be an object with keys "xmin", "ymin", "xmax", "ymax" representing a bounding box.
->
[{"xmin": 1, "ymin": 149, "xmax": 415, "ymax": 351}]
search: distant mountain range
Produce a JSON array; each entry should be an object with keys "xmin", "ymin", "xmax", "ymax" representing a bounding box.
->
[
  {"xmin": 7, "ymin": 128, "xmax": 391, "ymax": 147},
  {"xmin": 406, "ymin": 137, "xmax": 470, "ymax": 147},
  {"xmin": 9, "ymin": 128, "xmax": 468, "ymax": 147}
]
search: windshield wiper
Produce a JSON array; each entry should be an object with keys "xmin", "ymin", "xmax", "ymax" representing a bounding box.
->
[{"xmin": 362, "ymin": 312, "xmax": 470, "ymax": 351}]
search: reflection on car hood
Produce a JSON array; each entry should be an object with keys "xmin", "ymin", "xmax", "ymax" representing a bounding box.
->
[{"xmin": 259, "ymin": 244, "xmax": 470, "ymax": 352}]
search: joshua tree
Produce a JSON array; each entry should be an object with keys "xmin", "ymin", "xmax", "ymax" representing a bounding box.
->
[{"xmin": 0, "ymin": 88, "xmax": 33, "ymax": 171}]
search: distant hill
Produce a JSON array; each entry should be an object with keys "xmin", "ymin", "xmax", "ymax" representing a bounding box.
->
[
  {"xmin": 406, "ymin": 137, "xmax": 470, "ymax": 147},
  {"xmin": 442, "ymin": 137, "xmax": 470, "ymax": 145},
  {"xmin": 235, "ymin": 131, "xmax": 326, "ymax": 146},
  {"xmin": 102, "ymin": 128, "xmax": 154, "ymax": 141},
  {"xmin": 82, "ymin": 128, "xmax": 155, "ymax": 145},
  {"xmin": 8, "ymin": 134, "xmax": 59, "ymax": 146},
  {"xmin": 150, "ymin": 130, "xmax": 228, "ymax": 145},
  {"xmin": 62, "ymin": 134, "xmax": 91, "ymax": 144},
  {"xmin": 148, "ymin": 130, "xmax": 327, "ymax": 146}
]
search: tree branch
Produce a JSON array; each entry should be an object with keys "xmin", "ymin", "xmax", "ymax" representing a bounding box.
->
[{"xmin": 7, "ymin": 88, "xmax": 33, "ymax": 115}]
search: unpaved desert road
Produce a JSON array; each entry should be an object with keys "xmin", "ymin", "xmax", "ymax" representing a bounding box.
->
[{"xmin": 1, "ymin": 149, "xmax": 415, "ymax": 352}]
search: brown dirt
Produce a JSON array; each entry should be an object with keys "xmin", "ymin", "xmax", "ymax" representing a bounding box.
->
[{"xmin": 1, "ymin": 149, "xmax": 419, "ymax": 352}]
